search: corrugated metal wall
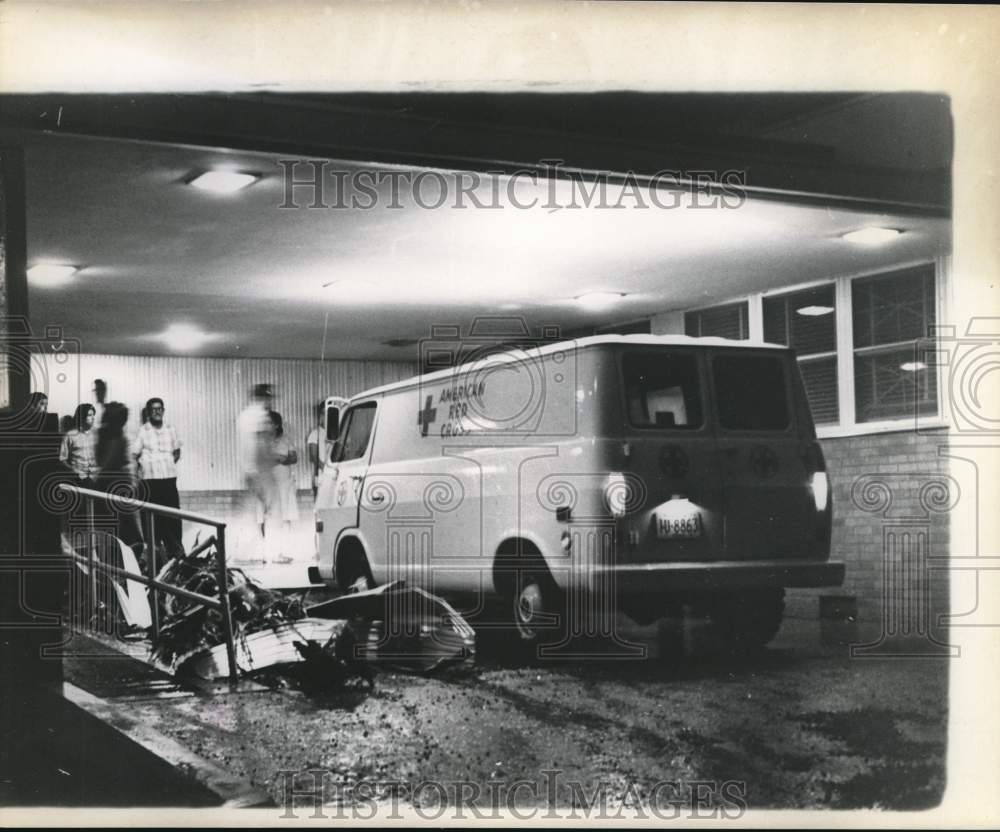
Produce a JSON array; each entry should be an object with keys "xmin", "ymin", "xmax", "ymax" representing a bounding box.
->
[{"xmin": 38, "ymin": 353, "xmax": 416, "ymax": 490}]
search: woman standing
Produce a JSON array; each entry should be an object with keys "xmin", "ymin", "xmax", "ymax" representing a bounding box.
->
[
  {"xmin": 269, "ymin": 410, "xmax": 298, "ymax": 564},
  {"xmin": 59, "ymin": 403, "xmax": 98, "ymax": 488}
]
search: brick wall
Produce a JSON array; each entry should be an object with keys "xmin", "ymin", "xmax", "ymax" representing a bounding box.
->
[{"xmin": 787, "ymin": 426, "xmax": 951, "ymax": 638}]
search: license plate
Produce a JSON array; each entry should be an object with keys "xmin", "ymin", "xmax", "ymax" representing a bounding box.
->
[{"xmin": 656, "ymin": 511, "xmax": 702, "ymax": 539}]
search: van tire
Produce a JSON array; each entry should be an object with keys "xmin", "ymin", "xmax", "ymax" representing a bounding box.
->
[
  {"xmin": 493, "ymin": 545, "xmax": 565, "ymax": 648},
  {"xmin": 705, "ymin": 588, "xmax": 785, "ymax": 654},
  {"xmin": 336, "ymin": 542, "xmax": 375, "ymax": 594},
  {"xmin": 511, "ymin": 568, "xmax": 561, "ymax": 644}
]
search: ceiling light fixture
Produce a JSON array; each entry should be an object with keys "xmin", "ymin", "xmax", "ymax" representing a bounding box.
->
[
  {"xmin": 841, "ymin": 227, "xmax": 902, "ymax": 245},
  {"xmin": 189, "ymin": 170, "xmax": 259, "ymax": 194},
  {"xmin": 575, "ymin": 292, "xmax": 628, "ymax": 310},
  {"xmin": 27, "ymin": 263, "xmax": 79, "ymax": 286},
  {"xmin": 159, "ymin": 323, "xmax": 217, "ymax": 352},
  {"xmin": 796, "ymin": 305, "xmax": 835, "ymax": 317},
  {"xmin": 900, "ymin": 361, "xmax": 927, "ymax": 372}
]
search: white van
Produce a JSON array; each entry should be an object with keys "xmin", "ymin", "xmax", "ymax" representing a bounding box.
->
[{"xmin": 313, "ymin": 335, "xmax": 843, "ymax": 650}]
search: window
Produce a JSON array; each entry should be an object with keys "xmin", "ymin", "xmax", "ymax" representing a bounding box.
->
[
  {"xmin": 333, "ymin": 402, "xmax": 376, "ymax": 462},
  {"xmin": 685, "ymin": 301, "xmax": 749, "ymax": 340},
  {"xmin": 622, "ymin": 352, "xmax": 703, "ymax": 429},
  {"xmin": 712, "ymin": 354, "xmax": 790, "ymax": 431},
  {"xmin": 763, "ymin": 284, "xmax": 838, "ymax": 424},
  {"xmin": 677, "ymin": 260, "xmax": 944, "ymax": 434},
  {"xmin": 852, "ymin": 265, "xmax": 937, "ymax": 422}
]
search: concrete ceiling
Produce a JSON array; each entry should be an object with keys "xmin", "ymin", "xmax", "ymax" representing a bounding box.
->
[{"xmin": 13, "ymin": 94, "xmax": 952, "ymax": 362}]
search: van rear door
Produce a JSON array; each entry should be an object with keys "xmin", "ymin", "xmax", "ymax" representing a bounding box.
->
[
  {"xmin": 621, "ymin": 348, "xmax": 725, "ymax": 563},
  {"xmin": 709, "ymin": 350, "xmax": 814, "ymax": 560},
  {"xmin": 324, "ymin": 401, "xmax": 378, "ymax": 539}
]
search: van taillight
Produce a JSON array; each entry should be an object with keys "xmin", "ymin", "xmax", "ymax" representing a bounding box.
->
[
  {"xmin": 604, "ymin": 472, "xmax": 629, "ymax": 518},
  {"xmin": 803, "ymin": 441, "xmax": 829, "ymax": 512},
  {"xmin": 811, "ymin": 472, "xmax": 829, "ymax": 512}
]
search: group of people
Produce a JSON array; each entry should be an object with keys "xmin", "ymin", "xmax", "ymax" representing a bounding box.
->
[
  {"xmin": 34, "ymin": 379, "xmax": 328, "ymax": 566},
  {"xmin": 54, "ymin": 379, "xmax": 184, "ymax": 561}
]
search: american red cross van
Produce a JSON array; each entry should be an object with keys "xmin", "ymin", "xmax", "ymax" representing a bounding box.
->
[{"xmin": 314, "ymin": 334, "xmax": 844, "ymax": 651}]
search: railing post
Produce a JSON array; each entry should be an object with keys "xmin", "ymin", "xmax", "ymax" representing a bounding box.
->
[
  {"xmin": 87, "ymin": 496, "xmax": 97, "ymax": 630},
  {"xmin": 215, "ymin": 525, "xmax": 238, "ymax": 683},
  {"xmin": 144, "ymin": 510, "xmax": 160, "ymax": 640}
]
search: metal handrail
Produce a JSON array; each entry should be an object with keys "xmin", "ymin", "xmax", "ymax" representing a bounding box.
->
[
  {"xmin": 59, "ymin": 484, "xmax": 229, "ymax": 526},
  {"xmin": 65, "ymin": 551, "xmax": 223, "ymax": 611},
  {"xmin": 58, "ymin": 482, "xmax": 238, "ymax": 682}
]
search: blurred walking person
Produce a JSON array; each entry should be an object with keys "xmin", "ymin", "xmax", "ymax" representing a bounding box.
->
[
  {"xmin": 95, "ymin": 401, "xmax": 144, "ymax": 559},
  {"xmin": 269, "ymin": 410, "xmax": 299, "ymax": 563},
  {"xmin": 237, "ymin": 383, "xmax": 277, "ymax": 559}
]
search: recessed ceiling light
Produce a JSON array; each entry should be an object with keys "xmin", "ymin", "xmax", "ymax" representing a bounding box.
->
[
  {"xmin": 157, "ymin": 323, "xmax": 218, "ymax": 352},
  {"xmin": 28, "ymin": 263, "xmax": 78, "ymax": 286},
  {"xmin": 189, "ymin": 170, "xmax": 259, "ymax": 194},
  {"xmin": 576, "ymin": 292, "xmax": 628, "ymax": 310},
  {"xmin": 796, "ymin": 305, "xmax": 835, "ymax": 317},
  {"xmin": 900, "ymin": 361, "xmax": 927, "ymax": 372},
  {"xmin": 841, "ymin": 227, "xmax": 902, "ymax": 245}
]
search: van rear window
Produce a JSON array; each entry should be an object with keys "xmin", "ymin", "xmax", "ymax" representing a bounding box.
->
[
  {"xmin": 713, "ymin": 354, "xmax": 790, "ymax": 431},
  {"xmin": 623, "ymin": 352, "xmax": 703, "ymax": 429}
]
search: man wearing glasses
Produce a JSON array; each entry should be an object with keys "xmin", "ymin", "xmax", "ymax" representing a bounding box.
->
[{"xmin": 134, "ymin": 396, "xmax": 184, "ymax": 557}]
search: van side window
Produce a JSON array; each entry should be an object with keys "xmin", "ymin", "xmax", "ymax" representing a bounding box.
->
[
  {"xmin": 623, "ymin": 352, "xmax": 703, "ymax": 429},
  {"xmin": 713, "ymin": 354, "xmax": 790, "ymax": 431},
  {"xmin": 333, "ymin": 403, "xmax": 377, "ymax": 462}
]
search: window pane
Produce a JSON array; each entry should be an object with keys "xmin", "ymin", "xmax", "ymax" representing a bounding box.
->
[
  {"xmin": 853, "ymin": 265, "xmax": 936, "ymax": 348},
  {"xmin": 799, "ymin": 356, "xmax": 839, "ymax": 424},
  {"xmin": 622, "ymin": 352, "xmax": 703, "ymax": 428},
  {"xmin": 763, "ymin": 285, "xmax": 836, "ymax": 355},
  {"xmin": 854, "ymin": 346, "xmax": 937, "ymax": 423},
  {"xmin": 337, "ymin": 403, "xmax": 376, "ymax": 461},
  {"xmin": 684, "ymin": 302, "xmax": 749, "ymax": 340},
  {"xmin": 712, "ymin": 354, "xmax": 790, "ymax": 431},
  {"xmin": 762, "ymin": 296, "xmax": 788, "ymax": 346}
]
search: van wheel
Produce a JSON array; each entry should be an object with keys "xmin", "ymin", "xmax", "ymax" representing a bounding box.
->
[
  {"xmin": 512, "ymin": 570, "xmax": 548, "ymax": 642},
  {"xmin": 705, "ymin": 588, "xmax": 785, "ymax": 654},
  {"xmin": 508, "ymin": 566, "xmax": 565, "ymax": 648}
]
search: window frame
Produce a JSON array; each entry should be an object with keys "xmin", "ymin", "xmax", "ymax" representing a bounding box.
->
[
  {"xmin": 674, "ymin": 257, "xmax": 949, "ymax": 438},
  {"xmin": 761, "ymin": 282, "xmax": 840, "ymax": 426},
  {"xmin": 331, "ymin": 401, "xmax": 378, "ymax": 463},
  {"xmin": 683, "ymin": 300, "xmax": 751, "ymax": 340}
]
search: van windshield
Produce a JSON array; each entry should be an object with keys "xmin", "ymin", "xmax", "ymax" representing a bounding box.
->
[
  {"xmin": 622, "ymin": 352, "xmax": 703, "ymax": 429},
  {"xmin": 712, "ymin": 354, "xmax": 790, "ymax": 431}
]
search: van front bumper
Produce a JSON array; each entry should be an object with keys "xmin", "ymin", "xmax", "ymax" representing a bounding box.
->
[{"xmin": 592, "ymin": 559, "xmax": 844, "ymax": 594}]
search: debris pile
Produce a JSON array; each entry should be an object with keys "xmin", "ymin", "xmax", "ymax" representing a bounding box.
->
[
  {"xmin": 145, "ymin": 543, "xmax": 475, "ymax": 688},
  {"xmin": 149, "ymin": 545, "xmax": 306, "ymax": 669}
]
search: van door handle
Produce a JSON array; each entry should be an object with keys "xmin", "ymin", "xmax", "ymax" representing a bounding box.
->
[{"xmin": 369, "ymin": 493, "xmax": 385, "ymax": 504}]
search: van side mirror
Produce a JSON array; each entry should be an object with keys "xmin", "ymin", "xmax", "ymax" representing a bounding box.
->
[{"xmin": 325, "ymin": 407, "xmax": 340, "ymax": 442}]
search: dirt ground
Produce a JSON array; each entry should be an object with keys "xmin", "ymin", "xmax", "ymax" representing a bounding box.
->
[{"xmin": 105, "ymin": 617, "xmax": 948, "ymax": 815}]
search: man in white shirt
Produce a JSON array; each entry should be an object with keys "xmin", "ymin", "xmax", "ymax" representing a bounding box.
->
[
  {"xmin": 305, "ymin": 401, "xmax": 333, "ymax": 498},
  {"xmin": 133, "ymin": 396, "xmax": 183, "ymax": 556},
  {"xmin": 237, "ymin": 383, "xmax": 277, "ymax": 547}
]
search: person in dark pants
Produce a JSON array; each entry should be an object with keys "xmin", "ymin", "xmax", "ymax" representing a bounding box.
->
[
  {"xmin": 132, "ymin": 397, "xmax": 184, "ymax": 557},
  {"xmin": 95, "ymin": 401, "xmax": 144, "ymax": 558}
]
